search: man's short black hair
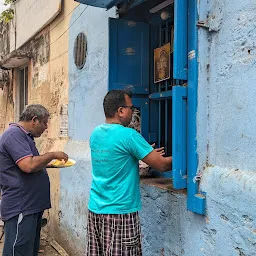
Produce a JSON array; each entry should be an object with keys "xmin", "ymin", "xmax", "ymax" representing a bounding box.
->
[{"xmin": 103, "ymin": 89, "xmax": 132, "ymax": 118}]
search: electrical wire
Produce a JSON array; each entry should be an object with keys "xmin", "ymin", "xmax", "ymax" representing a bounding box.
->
[{"xmin": 8, "ymin": 3, "xmax": 84, "ymax": 52}]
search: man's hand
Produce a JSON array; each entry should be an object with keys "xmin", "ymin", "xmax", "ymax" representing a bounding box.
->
[
  {"xmin": 46, "ymin": 151, "xmax": 69, "ymax": 168},
  {"xmin": 142, "ymin": 143, "xmax": 172, "ymax": 172},
  {"xmin": 17, "ymin": 151, "xmax": 69, "ymax": 173},
  {"xmin": 151, "ymin": 143, "xmax": 165, "ymax": 156},
  {"xmin": 52, "ymin": 151, "xmax": 69, "ymax": 162}
]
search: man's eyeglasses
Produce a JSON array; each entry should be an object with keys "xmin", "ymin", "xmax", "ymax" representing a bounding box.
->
[{"xmin": 120, "ymin": 105, "xmax": 136, "ymax": 111}]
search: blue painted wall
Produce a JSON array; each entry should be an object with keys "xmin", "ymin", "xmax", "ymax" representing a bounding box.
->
[
  {"xmin": 197, "ymin": 0, "xmax": 256, "ymax": 255},
  {"xmin": 59, "ymin": 1, "xmax": 256, "ymax": 255},
  {"xmin": 197, "ymin": 0, "xmax": 256, "ymax": 171},
  {"xmin": 142, "ymin": 0, "xmax": 256, "ymax": 255},
  {"xmin": 68, "ymin": 5, "xmax": 116, "ymax": 141},
  {"xmin": 58, "ymin": 5, "xmax": 116, "ymax": 255}
]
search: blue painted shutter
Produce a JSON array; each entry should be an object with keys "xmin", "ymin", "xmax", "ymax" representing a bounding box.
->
[
  {"xmin": 173, "ymin": 0, "xmax": 188, "ymax": 80},
  {"xmin": 109, "ymin": 18, "xmax": 149, "ymax": 95},
  {"xmin": 74, "ymin": 0, "xmax": 123, "ymax": 9},
  {"xmin": 172, "ymin": 86, "xmax": 187, "ymax": 189}
]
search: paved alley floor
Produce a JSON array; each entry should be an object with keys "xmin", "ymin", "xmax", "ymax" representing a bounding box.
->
[
  {"xmin": 0, "ymin": 219, "xmax": 64, "ymax": 255},
  {"xmin": 0, "ymin": 232, "xmax": 61, "ymax": 256}
]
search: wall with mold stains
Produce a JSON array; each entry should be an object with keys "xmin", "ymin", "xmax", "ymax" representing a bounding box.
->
[
  {"xmin": 142, "ymin": 1, "xmax": 256, "ymax": 255},
  {"xmin": 0, "ymin": 22, "xmax": 13, "ymax": 133},
  {"xmin": 38, "ymin": 0, "xmax": 79, "ymax": 251},
  {"xmin": 1, "ymin": 0, "xmax": 255, "ymax": 255},
  {"xmin": 63, "ymin": 1, "xmax": 256, "ymax": 255},
  {"xmin": 60, "ymin": 5, "xmax": 117, "ymax": 255},
  {"xmin": 0, "ymin": 0, "xmax": 78, "ymax": 252},
  {"xmin": 197, "ymin": 0, "xmax": 256, "ymax": 255}
]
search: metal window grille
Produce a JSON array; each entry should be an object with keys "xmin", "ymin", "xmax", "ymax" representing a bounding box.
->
[
  {"xmin": 74, "ymin": 32, "xmax": 87, "ymax": 69},
  {"xmin": 151, "ymin": 21, "xmax": 175, "ymax": 157}
]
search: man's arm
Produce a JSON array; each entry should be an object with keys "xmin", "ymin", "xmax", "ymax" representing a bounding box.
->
[
  {"xmin": 17, "ymin": 151, "xmax": 68, "ymax": 173},
  {"xmin": 141, "ymin": 150, "xmax": 172, "ymax": 172},
  {"xmin": 125, "ymin": 132, "xmax": 172, "ymax": 172}
]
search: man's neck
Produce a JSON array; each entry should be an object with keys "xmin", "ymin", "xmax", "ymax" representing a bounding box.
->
[
  {"xmin": 18, "ymin": 121, "xmax": 31, "ymax": 133},
  {"xmin": 105, "ymin": 118, "xmax": 122, "ymax": 125}
]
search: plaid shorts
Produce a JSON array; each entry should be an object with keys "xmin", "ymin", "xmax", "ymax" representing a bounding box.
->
[{"xmin": 86, "ymin": 211, "xmax": 142, "ymax": 256}]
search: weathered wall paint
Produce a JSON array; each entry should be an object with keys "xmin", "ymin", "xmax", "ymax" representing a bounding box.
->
[
  {"xmin": 68, "ymin": 5, "xmax": 116, "ymax": 141},
  {"xmin": 63, "ymin": 0, "xmax": 256, "ymax": 255},
  {"xmin": 197, "ymin": 0, "xmax": 256, "ymax": 171},
  {"xmin": 1, "ymin": 0, "xmax": 253, "ymax": 254},
  {"xmin": 0, "ymin": 22, "xmax": 13, "ymax": 132},
  {"xmin": 197, "ymin": 0, "xmax": 256, "ymax": 255},
  {"xmin": 0, "ymin": 77, "xmax": 14, "ymax": 132},
  {"xmin": 59, "ymin": 5, "xmax": 116, "ymax": 255},
  {"xmin": 45, "ymin": 0, "xmax": 78, "ymax": 249},
  {"xmin": 0, "ymin": 22, "xmax": 10, "ymax": 60},
  {"xmin": 0, "ymin": 0, "xmax": 77, "ymax": 251},
  {"xmin": 141, "ymin": 171, "xmax": 256, "ymax": 256},
  {"xmin": 143, "ymin": 0, "xmax": 256, "ymax": 255},
  {"xmin": 11, "ymin": 0, "xmax": 62, "ymax": 50}
]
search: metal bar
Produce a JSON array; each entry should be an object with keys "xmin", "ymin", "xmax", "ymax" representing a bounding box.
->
[
  {"xmin": 158, "ymin": 24, "xmax": 162, "ymax": 148},
  {"xmin": 158, "ymin": 24, "xmax": 162, "ymax": 93},
  {"xmin": 150, "ymin": 0, "xmax": 174, "ymax": 13},
  {"xmin": 165, "ymin": 99, "xmax": 168, "ymax": 149},
  {"xmin": 165, "ymin": 20, "xmax": 169, "ymax": 92},
  {"xmin": 158, "ymin": 101, "xmax": 161, "ymax": 148},
  {"xmin": 164, "ymin": 21, "xmax": 168, "ymax": 153},
  {"xmin": 149, "ymin": 90, "xmax": 173, "ymax": 100},
  {"xmin": 165, "ymin": 19, "xmax": 169, "ymax": 153}
]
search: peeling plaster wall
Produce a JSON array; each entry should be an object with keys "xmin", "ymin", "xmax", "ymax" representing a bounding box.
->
[
  {"xmin": 0, "ymin": 22, "xmax": 10, "ymax": 61},
  {"xmin": 140, "ymin": 170, "xmax": 256, "ymax": 256},
  {"xmin": 0, "ymin": 22, "xmax": 13, "ymax": 133},
  {"xmin": 58, "ymin": 0, "xmax": 256, "ymax": 256},
  {"xmin": 13, "ymin": 0, "xmax": 62, "ymax": 50},
  {"xmin": 44, "ymin": 0, "xmax": 78, "ymax": 251},
  {"xmin": 60, "ymin": 5, "xmax": 116, "ymax": 255},
  {"xmin": 0, "ymin": 78, "xmax": 14, "ymax": 133},
  {"xmin": 196, "ymin": 0, "xmax": 256, "ymax": 255},
  {"xmin": 1, "ymin": 0, "xmax": 254, "ymax": 255},
  {"xmin": 63, "ymin": 1, "xmax": 256, "ymax": 256},
  {"xmin": 197, "ymin": 0, "xmax": 256, "ymax": 170},
  {"xmin": 0, "ymin": 0, "xmax": 77, "ymax": 252}
]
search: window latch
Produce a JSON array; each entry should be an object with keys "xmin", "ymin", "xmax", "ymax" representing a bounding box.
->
[{"xmin": 193, "ymin": 172, "xmax": 203, "ymax": 183}]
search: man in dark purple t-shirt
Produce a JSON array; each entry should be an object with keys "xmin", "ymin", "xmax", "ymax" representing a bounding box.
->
[{"xmin": 0, "ymin": 104, "xmax": 68, "ymax": 256}]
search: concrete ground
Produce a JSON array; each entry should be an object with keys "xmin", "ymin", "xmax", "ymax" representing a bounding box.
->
[{"xmin": 0, "ymin": 225, "xmax": 61, "ymax": 256}]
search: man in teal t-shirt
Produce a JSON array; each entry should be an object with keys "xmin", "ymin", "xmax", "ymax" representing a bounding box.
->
[{"xmin": 86, "ymin": 90, "xmax": 172, "ymax": 256}]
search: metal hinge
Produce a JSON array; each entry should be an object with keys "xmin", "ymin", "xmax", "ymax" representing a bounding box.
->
[{"xmin": 197, "ymin": 20, "xmax": 209, "ymax": 29}]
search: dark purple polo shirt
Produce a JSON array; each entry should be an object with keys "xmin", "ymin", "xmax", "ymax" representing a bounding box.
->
[{"xmin": 0, "ymin": 124, "xmax": 51, "ymax": 221}]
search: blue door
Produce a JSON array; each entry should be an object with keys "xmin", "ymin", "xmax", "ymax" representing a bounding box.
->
[
  {"xmin": 109, "ymin": 18, "xmax": 150, "ymax": 95},
  {"xmin": 109, "ymin": 18, "xmax": 150, "ymax": 140}
]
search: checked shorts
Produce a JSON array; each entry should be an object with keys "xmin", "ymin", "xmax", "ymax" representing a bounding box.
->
[{"xmin": 86, "ymin": 211, "xmax": 142, "ymax": 256}]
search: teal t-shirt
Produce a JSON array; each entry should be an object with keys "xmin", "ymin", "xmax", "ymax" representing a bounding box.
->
[{"xmin": 88, "ymin": 124, "xmax": 153, "ymax": 214}]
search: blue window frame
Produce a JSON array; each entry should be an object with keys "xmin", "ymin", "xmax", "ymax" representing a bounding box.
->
[{"xmin": 108, "ymin": 0, "xmax": 205, "ymax": 214}]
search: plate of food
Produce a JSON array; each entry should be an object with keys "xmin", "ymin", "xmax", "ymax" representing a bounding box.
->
[{"xmin": 50, "ymin": 159, "xmax": 76, "ymax": 168}]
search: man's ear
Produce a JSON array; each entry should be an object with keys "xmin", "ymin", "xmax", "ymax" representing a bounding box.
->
[
  {"xmin": 31, "ymin": 116, "xmax": 38, "ymax": 123},
  {"xmin": 117, "ymin": 107, "xmax": 125, "ymax": 117}
]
